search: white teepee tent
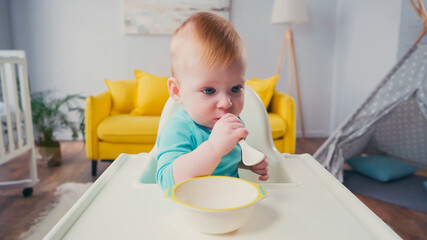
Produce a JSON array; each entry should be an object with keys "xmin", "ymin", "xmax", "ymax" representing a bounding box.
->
[{"xmin": 314, "ymin": 0, "xmax": 427, "ymax": 181}]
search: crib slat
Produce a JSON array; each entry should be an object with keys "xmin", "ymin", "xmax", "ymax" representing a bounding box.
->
[
  {"xmin": 17, "ymin": 57, "xmax": 38, "ymax": 182},
  {"xmin": 10, "ymin": 63, "xmax": 24, "ymax": 149},
  {"xmin": 0, "ymin": 121, "xmax": 4, "ymax": 160},
  {"xmin": 18, "ymin": 63, "xmax": 34, "ymax": 144},
  {"xmin": 18, "ymin": 64, "xmax": 29, "ymax": 148},
  {"xmin": 0, "ymin": 65, "xmax": 5, "ymax": 159},
  {"xmin": 0, "ymin": 63, "xmax": 16, "ymax": 153}
]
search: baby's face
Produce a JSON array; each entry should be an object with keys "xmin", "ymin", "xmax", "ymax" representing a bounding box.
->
[{"xmin": 176, "ymin": 57, "xmax": 246, "ymax": 129}]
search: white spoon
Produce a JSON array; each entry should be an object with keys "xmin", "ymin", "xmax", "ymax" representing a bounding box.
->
[{"xmin": 239, "ymin": 140, "xmax": 265, "ymax": 166}]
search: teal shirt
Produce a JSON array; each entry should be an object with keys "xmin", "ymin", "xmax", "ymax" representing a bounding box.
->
[{"xmin": 156, "ymin": 109, "xmax": 242, "ymax": 191}]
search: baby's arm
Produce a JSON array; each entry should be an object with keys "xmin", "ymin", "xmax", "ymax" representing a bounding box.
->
[{"xmin": 173, "ymin": 113, "xmax": 248, "ymax": 184}]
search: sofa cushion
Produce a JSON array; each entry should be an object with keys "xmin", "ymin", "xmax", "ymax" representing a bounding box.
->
[
  {"xmin": 97, "ymin": 114, "xmax": 286, "ymax": 143},
  {"xmin": 268, "ymin": 113, "xmax": 286, "ymax": 139},
  {"xmin": 131, "ymin": 69, "xmax": 169, "ymax": 116},
  {"xmin": 104, "ymin": 79, "xmax": 136, "ymax": 115},
  {"xmin": 97, "ymin": 115, "xmax": 160, "ymax": 144},
  {"xmin": 246, "ymin": 75, "xmax": 279, "ymax": 109}
]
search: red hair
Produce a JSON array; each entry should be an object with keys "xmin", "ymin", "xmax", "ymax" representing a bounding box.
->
[{"xmin": 170, "ymin": 12, "xmax": 245, "ymax": 76}]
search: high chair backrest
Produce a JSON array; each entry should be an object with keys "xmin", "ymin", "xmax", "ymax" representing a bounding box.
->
[{"xmin": 148, "ymin": 85, "xmax": 283, "ymax": 166}]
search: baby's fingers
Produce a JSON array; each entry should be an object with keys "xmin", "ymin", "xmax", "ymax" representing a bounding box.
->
[
  {"xmin": 253, "ymin": 167, "xmax": 269, "ymax": 176},
  {"xmin": 234, "ymin": 127, "xmax": 248, "ymax": 140},
  {"xmin": 252, "ymin": 158, "xmax": 268, "ymax": 170},
  {"xmin": 220, "ymin": 113, "xmax": 238, "ymax": 121},
  {"xmin": 259, "ymin": 174, "xmax": 269, "ymax": 181}
]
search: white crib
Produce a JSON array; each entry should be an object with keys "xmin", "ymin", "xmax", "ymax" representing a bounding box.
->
[{"xmin": 0, "ymin": 50, "xmax": 38, "ymax": 197}]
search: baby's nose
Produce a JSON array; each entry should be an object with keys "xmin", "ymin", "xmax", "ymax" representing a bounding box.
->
[{"xmin": 217, "ymin": 94, "xmax": 232, "ymax": 109}]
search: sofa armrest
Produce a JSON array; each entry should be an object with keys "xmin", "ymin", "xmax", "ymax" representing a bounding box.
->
[
  {"xmin": 270, "ymin": 91, "xmax": 296, "ymax": 153},
  {"xmin": 85, "ymin": 91, "xmax": 112, "ymax": 159}
]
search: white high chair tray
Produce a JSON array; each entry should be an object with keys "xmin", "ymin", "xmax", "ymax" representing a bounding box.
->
[{"xmin": 45, "ymin": 153, "xmax": 401, "ymax": 240}]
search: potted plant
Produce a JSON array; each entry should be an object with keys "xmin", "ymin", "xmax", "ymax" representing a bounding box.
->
[{"xmin": 31, "ymin": 91, "xmax": 85, "ymax": 167}]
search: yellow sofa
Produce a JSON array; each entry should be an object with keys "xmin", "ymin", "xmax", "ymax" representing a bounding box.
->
[{"xmin": 86, "ymin": 77, "xmax": 296, "ymax": 176}]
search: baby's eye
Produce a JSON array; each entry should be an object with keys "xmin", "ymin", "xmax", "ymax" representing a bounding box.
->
[
  {"xmin": 203, "ymin": 88, "xmax": 216, "ymax": 94},
  {"xmin": 231, "ymin": 85, "xmax": 242, "ymax": 93}
]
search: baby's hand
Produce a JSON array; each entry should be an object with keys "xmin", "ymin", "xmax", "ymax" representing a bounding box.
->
[
  {"xmin": 250, "ymin": 157, "xmax": 269, "ymax": 181},
  {"xmin": 208, "ymin": 113, "xmax": 248, "ymax": 156}
]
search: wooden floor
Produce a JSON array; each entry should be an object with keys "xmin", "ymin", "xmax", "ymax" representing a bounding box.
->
[{"xmin": 0, "ymin": 139, "xmax": 426, "ymax": 239}]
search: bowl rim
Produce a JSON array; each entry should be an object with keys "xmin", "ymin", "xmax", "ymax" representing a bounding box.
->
[{"xmin": 164, "ymin": 176, "xmax": 268, "ymax": 211}]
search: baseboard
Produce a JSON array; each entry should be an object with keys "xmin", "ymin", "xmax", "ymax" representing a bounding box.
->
[
  {"xmin": 297, "ymin": 130, "xmax": 329, "ymax": 138},
  {"xmin": 55, "ymin": 131, "xmax": 83, "ymax": 141}
]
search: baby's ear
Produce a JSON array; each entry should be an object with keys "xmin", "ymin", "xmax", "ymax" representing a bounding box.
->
[{"xmin": 168, "ymin": 77, "xmax": 182, "ymax": 103}]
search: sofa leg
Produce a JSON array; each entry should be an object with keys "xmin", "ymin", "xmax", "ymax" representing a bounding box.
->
[{"xmin": 92, "ymin": 160, "xmax": 97, "ymax": 176}]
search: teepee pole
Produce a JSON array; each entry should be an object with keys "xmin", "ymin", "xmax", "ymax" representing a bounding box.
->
[
  {"xmin": 410, "ymin": 0, "xmax": 422, "ymax": 17},
  {"xmin": 415, "ymin": 28, "xmax": 427, "ymax": 44},
  {"xmin": 410, "ymin": 0, "xmax": 427, "ymax": 44}
]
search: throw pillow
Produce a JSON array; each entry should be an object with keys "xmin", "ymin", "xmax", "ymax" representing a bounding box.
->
[
  {"xmin": 346, "ymin": 155, "xmax": 418, "ymax": 182},
  {"xmin": 246, "ymin": 75, "xmax": 279, "ymax": 109},
  {"xmin": 104, "ymin": 79, "xmax": 136, "ymax": 115},
  {"xmin": 131, "ymin": 69, "xmax": 169, "ymax": 116}
]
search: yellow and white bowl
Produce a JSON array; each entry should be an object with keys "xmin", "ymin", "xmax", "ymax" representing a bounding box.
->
[{"xmin": 165, "ymin": 176, "xmax": 268, "ymax": 234}]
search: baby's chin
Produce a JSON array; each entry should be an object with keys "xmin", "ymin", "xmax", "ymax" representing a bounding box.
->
[{"xmin": 205, "ymin": 122, "xmax": 215, "ymax": 130}]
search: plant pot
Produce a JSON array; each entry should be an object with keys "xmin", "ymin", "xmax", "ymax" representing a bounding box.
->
[{"xmin": 37, "ymin": 145, "xmax": 62, "ymax": 167}]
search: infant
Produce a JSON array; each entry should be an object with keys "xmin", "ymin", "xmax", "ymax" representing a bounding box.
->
[{"xmin": 156, "ymin": 12, "xmax": 269, "ymax": 191}]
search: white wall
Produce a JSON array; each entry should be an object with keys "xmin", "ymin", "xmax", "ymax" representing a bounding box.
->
[
  {"xmin": 330, "ymin": 0, "xmax": 402, "ymax": 131},
  {"xmin": 232, "ymin": 0, "xmax": 337, "ymax": 137},
  {"xmin": 9, "ymin": 0, "xmax": 338, "ymax": 139},
  {"xmin": 10, "ymin": 0, "xmax": 171, "ymax": 97},
  {"xmin": 0, "ymin": 0, "xmax": 13, "ymax": 49}
]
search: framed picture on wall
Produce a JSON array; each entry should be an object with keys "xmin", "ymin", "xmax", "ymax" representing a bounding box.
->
[{"xmin": 124, "ymin": 0, "xmax": 231, "ymax": 35}]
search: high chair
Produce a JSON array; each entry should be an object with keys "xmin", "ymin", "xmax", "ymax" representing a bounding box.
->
[{"xmin": 45, "ymin": 86, "xmax": 401, "ymax": 239}]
